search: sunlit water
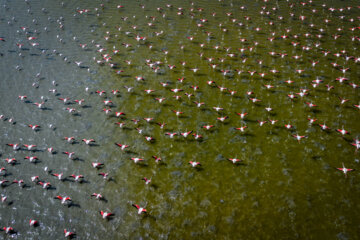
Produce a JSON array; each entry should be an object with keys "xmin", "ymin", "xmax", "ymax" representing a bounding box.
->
[{"xmin": 0, "ymin": 0, "xmax": 360, "ymax": 239}]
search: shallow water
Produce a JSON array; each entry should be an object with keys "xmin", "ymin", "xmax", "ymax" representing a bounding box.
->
[{"xmin": 0, "ymin": 0, "xmax": 360, "ymax": 239}]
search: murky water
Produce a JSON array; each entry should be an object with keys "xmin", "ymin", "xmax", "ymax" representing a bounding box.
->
[{"xmin": 1, "ymin": 0, "xmax": 360, "ymax": 239}]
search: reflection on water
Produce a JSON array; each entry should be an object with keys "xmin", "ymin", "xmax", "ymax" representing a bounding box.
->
[{"xmin": 0, "ymin": 0, "xmax": 360, "ymax": 239}]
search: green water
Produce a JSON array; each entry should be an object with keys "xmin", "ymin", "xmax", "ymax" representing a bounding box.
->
[{"xmin": 0, "ymin": 0, "xmax": 359, "ymax": 239}]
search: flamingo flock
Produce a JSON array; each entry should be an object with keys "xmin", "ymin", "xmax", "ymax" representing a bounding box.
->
[{"xmin": 0, "ymin": 0, "xmax": 359, "ymax": 238}]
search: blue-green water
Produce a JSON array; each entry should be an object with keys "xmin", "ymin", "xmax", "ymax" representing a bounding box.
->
[{"xmin": 0, "ymin": 0, "xmax": 359, "ymax": 239}]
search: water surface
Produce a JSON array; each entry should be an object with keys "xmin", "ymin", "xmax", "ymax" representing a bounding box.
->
[{"xmin": 0, "ymin": 0, "xmax": 360, "ymax": 239}]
